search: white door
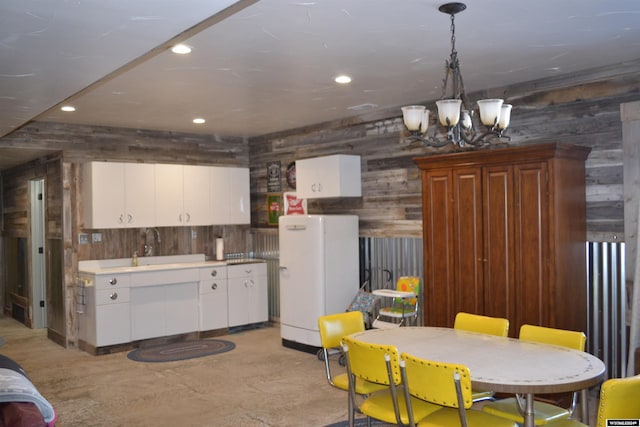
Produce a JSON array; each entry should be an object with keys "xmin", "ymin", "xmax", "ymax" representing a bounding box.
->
[
  {"xmin": 279, "ymin": 216, "xmax": 325, "ymax": 331},
  {"xmin": 30, "ymin": 179, "xmax": 46, "ymax": 329}
]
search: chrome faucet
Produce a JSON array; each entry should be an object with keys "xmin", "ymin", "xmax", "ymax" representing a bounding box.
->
[{"xmin": 143, "ymin": 227, "xmax": 161, "ymax": 257}]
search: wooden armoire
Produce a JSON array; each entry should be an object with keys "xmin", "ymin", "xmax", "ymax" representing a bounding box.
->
[{"xmin": 414, "ymin": 143, "xmax": 591, "ymax": 337}]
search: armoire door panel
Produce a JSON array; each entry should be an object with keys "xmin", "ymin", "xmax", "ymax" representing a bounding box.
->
[
  {"xmin": 452, "ymin": 168, "xmax": 484, "ymax": 316},
  {"xmin": 422, "ymin": 170, "xmax": 455, "ymax": 327},
  {"xmin": 482, "ymin": 166, "xmax": 515, "ymax": 323},
  {"xmin": 513, "ymin": 163, "xmax": 549, "ymax": 331},
  {"xmin": 415, "ymin": 143, "xmax": 589, "ymax": 336}
]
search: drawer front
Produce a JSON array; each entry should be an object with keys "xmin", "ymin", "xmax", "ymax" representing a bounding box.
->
[
  {"xmin": 132, "ymin": 268, "xmax": 199, "ymax": 287},
  {"xmin": 198, "ymin": 279, "xmax": 228, "ymax": 295},
  {"xmin": 92, "ymin": 273, "xmax": 131, "ymax": 289},
  {"xmin": 96, "ymin": 287, "xmax": 131, "ymax": 305},
  {"xmin": 198, "ymin": 266, "xmax": 227, "ymax": 281},
  {"xmin": 227, "ymin": 263, "xmax": 267, "ymax": 279}
]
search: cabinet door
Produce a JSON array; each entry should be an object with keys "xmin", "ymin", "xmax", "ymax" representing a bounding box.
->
[
  {"xmin": 199, "ymin": 279, "xmax": 228, "ymax": 331},
  {"xmin": 249, "ymin": 272, "xmax": 268, "ymax": 324},
  {"xmin": 155, "ymin": 164, "xmax": 184, "ymax": 226},
  {"xmin": 210, "ymin": 166, "xmax": 230, "ymax": 225},
  {"xmin": 124, "ymin": 163, "xmax": 156, "ymax": 227},
  {"xmin": 183, "ymin": 165, "xmax": 211, "ymax": 226},
  {"xmin": 130, "ymin": 287, "xmax": 165, "ymax": 340},
  {"xmin": 227, "ymin": 276, "xmax": 249, "ymax": 327},
  {"xmin": 422, "ymin": 169, "xmax": 456, "ymax": 327},
  {"xmin": 82, "ymin": 162, "xmax": 126, "ymax": 228},
  {"xmin": 482, "ymin": 166, "xmax": 515, "ymax": 322},
  {"xmin": 96, "ymin": 303, "xmax": 130, "ymax": 346},
  {"xmin": 513, "ymin": 162, "xmax": 549, "ymax": 331},
  {"xmin": 452, "ymin": 167, "xmax": 484, "ymax": 316},
  {"xmin": 165, "ymin": 282, "xmax": 199, "ymax": 335},
  {"xmin": 227, "ymin": 167, "xmax": 250, "ymax": 224}
]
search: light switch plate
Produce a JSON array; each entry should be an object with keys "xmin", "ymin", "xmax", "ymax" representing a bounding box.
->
[{"xmin": 79, "ymin": 233, "xmax": 89, "ymax": 244}]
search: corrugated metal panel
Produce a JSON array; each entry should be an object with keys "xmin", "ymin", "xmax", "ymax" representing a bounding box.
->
[
  {"xmin": 252, "ymin": 230, "xmax": 280, "ymax": 319},
  {"xmin": 587, "ymin": 241, "xmax": 627, "ymax": 378}
]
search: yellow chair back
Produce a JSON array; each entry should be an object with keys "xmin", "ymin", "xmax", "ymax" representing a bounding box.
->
[
  {"xmin": 454, "ymin": 312, "xmax": 510, "ymax": 337},
  {"xmin": 519, "ymin": 324, "xmax": 586, "ymax": 351},
  {"xmin": 342, "ymin": 335, "xmax": 401, "ymax": 386},
  {"xmin": 401, "ymin": 352, "xmax": 473, "ymax": 409},
  {"xmin": 596, "ymin": 374, "xmax": 640, "ymax": 427},
  {"xmin": 318, "ymin": 311, "xmax": 365, "ymax": 349}
]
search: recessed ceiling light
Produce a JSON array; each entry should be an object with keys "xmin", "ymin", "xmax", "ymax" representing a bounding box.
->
[
  {"xmin": 335, "ymin": 75, "xmax": 352, "ymax": 84},
  {"xmin": 60, "ymin": 105, "xmax": 76, "ymax": 112},
  {"xmin": 171, "ymin": 44, "xmax": 192, "ymax": 54},
  {"xmin": 193, "ymin": 118, "xmax": 205, "ymax": 124}
]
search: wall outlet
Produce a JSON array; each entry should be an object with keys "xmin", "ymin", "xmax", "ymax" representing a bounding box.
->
[
  {"xmin": 78, "ymin": 233, "xmax": 89, "ymax": 244},
  {"xmin": 191, "ymin": 229, "xmax": 197, "ymax": 239},
  {"xmin": 92, "ymin": 233, "xmax": 102, "ymax": 243}
]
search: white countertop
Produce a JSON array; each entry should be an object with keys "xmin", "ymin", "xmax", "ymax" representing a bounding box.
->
[{"xmin": 78, "ymin": 254, "xmax": 264, "ymax": 275}]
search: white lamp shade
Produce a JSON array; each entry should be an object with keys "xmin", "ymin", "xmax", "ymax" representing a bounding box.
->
[
  {"xmin": 477, "ymin": 99, "xmax": 504, "ymax": 126},
  {"xmin": 402, "ymin": 105, "xmax": 426, "ymax": 131},
  {"xmin": 498, "ymin": 104, "xmax": 512, "ymax": 130},
  {"xmin": 436, "ymin": 99, "xmax": 462, "ymax": 127},
  {"xmin": 460, "ymin": 110, "xmax": 472, "ymax": 130}
]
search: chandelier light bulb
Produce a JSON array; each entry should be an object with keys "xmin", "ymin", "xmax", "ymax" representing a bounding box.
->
[
  {"xmin": 402, "ymin": 105, "xmax": 427, "ymax": 131},
  {"xmin": 498, "ymin": 104, "xmax": 512, "ymax": 130},
  {"xmin": 436, "ymin": 99, "xmax": 462, "ymax": 127},
  {"xmin": 477, "ymin": 99, "xmax": 504, "ymax": 127}
]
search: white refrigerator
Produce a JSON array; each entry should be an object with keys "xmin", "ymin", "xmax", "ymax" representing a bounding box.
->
[{"xmin": 279, "ymin": 214, "xmax": 359, "ymax": 351}]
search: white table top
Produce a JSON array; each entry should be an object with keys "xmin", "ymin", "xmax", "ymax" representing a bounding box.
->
[{"xmin": 350, "ymin": 326, "xmax": 606, "ymax": 394}]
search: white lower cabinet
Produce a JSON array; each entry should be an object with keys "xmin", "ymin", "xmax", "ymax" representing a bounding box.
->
[
  {"xmin": 227, "ymin": 263, "xmax": 268, "ymax": 327},
  {"xmin": 78, "ymin": 261, "xmax": 267, "ymax": 351},
  {"xmin": 130, "ymin": 269, "xmax": 199, "ymax": 341},
  {"xmin": 79, "ymin": 273, "xmax": 131, "ymax": 347},
  {"xmin": 198, "ymin": 266, "xmax": 228, "ymax": 331}
]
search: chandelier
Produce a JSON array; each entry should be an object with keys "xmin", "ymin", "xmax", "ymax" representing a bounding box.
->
[{"xmin": 401, "ymin": 2, "xmax": 512, "ymax": 148}]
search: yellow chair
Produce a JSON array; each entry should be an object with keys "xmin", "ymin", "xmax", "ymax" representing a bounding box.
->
[
  {"xmin": 543, "ymin": 374, "xmax": 640, "ymax": 427},
  {"xmin": 317, "ymin": 311, "xmax": 387, "ymax": 423},
  {"xmin": 399, "ymin": 352, "xmax": 518, "ymax": 427},
  {"xmin": 453, "ymin": 312, "xmax": 510, "ymax": 402},
  {"xmin": 454, "ymin": 312, "xmax": 510, "ymax": 337},
  {"xmin": 372, "ymin": 276, "xmax": 420, "ymax": 328},
  {"xmin": 482, "ymin": 324, "xmax": 587, "ymax": 425},
  {"xmin": 342, "ymin": 335, "xmax": 441, "ymax": 426}
]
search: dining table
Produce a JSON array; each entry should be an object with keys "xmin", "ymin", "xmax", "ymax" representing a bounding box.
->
[{"xmin": 349, "ymin": 326, "xmax": 606, "ymax": 427}]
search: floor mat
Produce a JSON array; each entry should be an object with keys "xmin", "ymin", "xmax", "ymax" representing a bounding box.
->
[{"xmin": 127, "ymin": 339, "xmax": 235, "ymax": 363}]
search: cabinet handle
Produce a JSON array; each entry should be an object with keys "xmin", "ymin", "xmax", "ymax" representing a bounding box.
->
[
  {"xmin": 211, "ymin": 270, "xmax": 217, "ymax": 277},
  {"xmin": 127, "ymin": 214, "xmax": 133, "ymax": 224},
  {"xmin": 110, "ymin": 292, "xmax": 118, "ymax": 300},
  {"xmin": 211, "ymin": 283, "xmax": 217, "ymax": 290},
  {"xmin": 249, "ymin": 279, "xmax": 255, "ymax": 288},
  {"xmin": 245, "ymin": 269, "xmax": 252, "ymax": 274},
  {"xmin": 179, "ymin": 213, "xmax": 182, "ymax": 223},
  {"xmin": 109, "ymin": 277, "xmax": 118, "ymax": 285},
  {"xmin": 118, "ymin": 214, "xmax": 124, "ymax": 224},
  {"xmin": 244, "ymin": 280, "xmax": 249, "ymax": 288},
  {"xmin": 186, "ymin": 213, "xmax": 191, "ymax": 223}
]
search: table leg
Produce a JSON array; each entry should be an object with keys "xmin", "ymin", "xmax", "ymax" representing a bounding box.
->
[{"xmin": 523, "ymin": 393, "xmax": 535, "ymax": 427}]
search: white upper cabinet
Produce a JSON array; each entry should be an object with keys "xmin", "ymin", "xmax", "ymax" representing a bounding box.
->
[
  {"xmin": 228, "ymin": 167, "xmax": 251, "ymax": 224},
  {"xmin": 183, "ymin": 165, "xmax": 212, "ymax": 226},
  {"xmin": 210, "ymin": 167, "xmax": 251, "ymax": 225},
  {"xmin": 82, "ymin": 162, "xmax": 155, "ymax": 228},
  {"xmin": 155, "ymin": 164, "xmax": 211, "ymax": 226},
  {"xmin": 82, "ymin": 162, "xmax": 248, "ymax": 228},
  {"xmin": 295, "ymin": 154, "xmax": 361, "ymax": 199}
]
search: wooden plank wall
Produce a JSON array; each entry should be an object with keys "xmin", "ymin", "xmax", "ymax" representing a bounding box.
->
[
  {"xmin": 249, "ymin": 59, "xmax": 640, "ymax": 241},
  {"xmin": 1, "ymin": 123, "xmax": 250, "ymax": 346}
]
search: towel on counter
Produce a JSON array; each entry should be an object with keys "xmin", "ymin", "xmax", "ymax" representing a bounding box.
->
[{"xmin": 0, "ymin": 368, "xmax": 55, "ymax": 425}]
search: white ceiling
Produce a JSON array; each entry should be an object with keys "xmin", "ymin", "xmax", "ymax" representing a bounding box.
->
[{"xmin": 1, "ymin": 0, "xmax": 639, "ymax": 170}]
